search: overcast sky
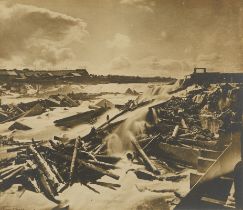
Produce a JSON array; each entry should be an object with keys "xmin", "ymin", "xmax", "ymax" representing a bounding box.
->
[{"xmin": 0, "ymin": 0, "xmax": 242, "ymax": 77}]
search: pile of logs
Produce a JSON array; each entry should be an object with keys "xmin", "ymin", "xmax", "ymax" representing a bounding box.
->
[
  {"xmin": 0, "ymin": 93, "xmax": 82, "ymax": 124},
  {"xmin": 137, "ymin": 83, "xmax": 242, "ymax": 163},
  {"xmin": 1, "ymin": 83, "xmax": 241, "ymax": 206},
  {"xmin": 146, "ymin": 95, "xmax": 218, "ymax": 148},
  {"xmin": 0, "ymin": 121, "xmax": 169, "ymax": 205},
  {"xmin": 0, "ymin": 137, "xmax": 121, "ymax": 205}
]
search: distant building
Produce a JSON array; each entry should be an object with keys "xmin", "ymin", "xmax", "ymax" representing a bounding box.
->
[
  {"xmin": 0, "ymin": 69, "xmax": 18, "ymax": 81},
  {"xmin": 0, "ymin": 68, "xmax": 89, "ymax": 83}
]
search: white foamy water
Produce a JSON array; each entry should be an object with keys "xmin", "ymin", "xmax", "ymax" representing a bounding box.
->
[
  {"xmin": 106, "ymin": 109, "xmax": 148, "ymax": 154},
  {"xmin": 105, "ymin": 80, "xmax": 181, "ymax": 155}
]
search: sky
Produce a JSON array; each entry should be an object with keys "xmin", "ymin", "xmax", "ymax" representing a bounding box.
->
[{"xmin": 0, "ymin": 0, "xmax": 242, "ymax": 77}]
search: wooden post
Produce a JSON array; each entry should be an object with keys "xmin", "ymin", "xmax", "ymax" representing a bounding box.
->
[
  {"xmin": 0, "ymin": 165, "xmax": 25, "ymax": 185},
  {"xmin": 172, "ymin": 125, "xmax": 180, "ymax": 138},
  {"xmin": 131, "ymin": 138, "xmax": 160, "ymax": 175},
  {"xmin": 181, "ymin": 118, "xmax": 188, "ymax": 129},
  {"xmin": 87, "ymin": 159, "xmax": 118, "ymax": 170},
  {"xmin": 69, "ymin": 138, "xmax": 79, "ymax": 184}
]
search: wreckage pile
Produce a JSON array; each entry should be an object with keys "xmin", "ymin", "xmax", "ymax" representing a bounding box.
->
[
  {"xmin": 0, "ymin": 89, "xmax": 142, "ymax": 127},
  {"xmin": 0, "ymin": 91, "xmax": 89, "ymax": 126},
  {"xmin": 0, "ymin": 133, "xmax": 123, "ymax": 206},
  {"xmin": 0, "ymin": 94, "xmax": 79, "ymax": 124},
  {"xmin": 0, "ymin": 95, "xmax": 187, "ymax": 206},
  {"xmin": 134, "ymin": 83, "xmax": 242, "ymax": 167},
  {"xmin": 147, "ymin": 95, "xmax": 217, "ymax": 147},
  {"xmin": 0, "ymin": 127, "xmax": 187, "ymax": 208},
  {"xmin": 1, "ymin": 83, "xmax": 241, "ymax": 208}
]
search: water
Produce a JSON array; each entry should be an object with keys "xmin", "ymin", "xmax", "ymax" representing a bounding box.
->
[
  {"xmin": 106, "ymin": 110, "xmax": 147, "ymax": 154},
  {"xmin": 105, "ymin": 81, "xmax": 181, "ymax": 154}
]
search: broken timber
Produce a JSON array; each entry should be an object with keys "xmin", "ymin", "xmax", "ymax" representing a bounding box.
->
[
  {"xmin": 47, "ymin": 148, "xmax": 120, "ymax": 180},
  {"xmin": 69, "ymin": 138, "xmax": 79, "ymax": 184},
  {"xmin": 54, "ymin": 107, "xmax": 106, "ymax": 127},
  {"xmin": 28, "ymin": 145, "xmax": 63, "ymax": 193},
  {"xmin": 131, "ymin": 138, "xmax": 160, "ymax": 175}
]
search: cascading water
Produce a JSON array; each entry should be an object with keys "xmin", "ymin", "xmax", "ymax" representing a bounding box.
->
[
  {"xmin": 105, "ymin": 81, "xmax": 181, "ymax": 155},
  {"xmin": 105, "ymin": 110, "xmax": 148, "ymax": 154}
]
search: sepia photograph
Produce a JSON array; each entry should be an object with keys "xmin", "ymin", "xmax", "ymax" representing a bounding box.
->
[{"xmin": 0, "ymin": 0, "xmax": 242, "ymax": 209}]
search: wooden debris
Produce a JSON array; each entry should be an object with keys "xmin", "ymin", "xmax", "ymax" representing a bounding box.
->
[
  {"xmin": 69, "ymin": 138, "xmax": 79, "ymax": 184},
  {"xmin": 131, "ymin": 138, "xmax": 160, "ymax": 175},
  {"xmin": 54, "ymin": 107, "xmax": 106, "ymax": 127},
  {"xmin": 49, "ymin": 150, "xmax": 120, "ymax": 180},
  {"xmin": 172, "ymin": 125, "xmax": 180, "ymax": 139},
  {"xmin": 0, "ymin": 164, "xmax": 25, "ymax": 185},
  {"xmin": 28, "ymin": 145, "xmax": 62, "ymax": 192},
  {"xmin": 8, "ymin": 121, "xmax": 32, "ymax": 131},
  {"xmin": 23, "ymin": 103, "xmax": 45, "ymax": 117}
]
